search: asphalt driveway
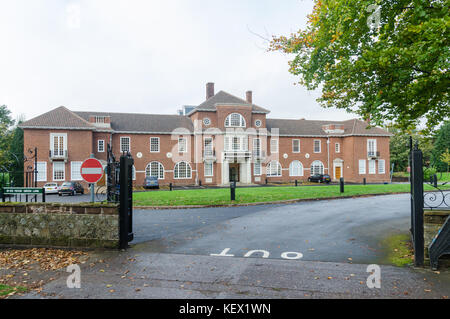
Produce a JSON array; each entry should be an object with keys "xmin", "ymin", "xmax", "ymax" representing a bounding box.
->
[{"xmin": 132, "ymin": 194, "xmax": 411, "ymax": 265}]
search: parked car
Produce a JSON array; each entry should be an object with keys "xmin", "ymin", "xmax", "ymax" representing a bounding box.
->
[
  {"xmin": 44, "ymin": 183, "xmax": 59, "ymax": 194},
  {"xmin": 58, "ymin": 182, "xmax": 84, "ymax": 196},
  {"xmin": 308, "ymin": 174, "xmax": 331, "ymax": 184},
  {"xmin": 144, "ymin": 176, "xmax": 159, "ymax": 189}
]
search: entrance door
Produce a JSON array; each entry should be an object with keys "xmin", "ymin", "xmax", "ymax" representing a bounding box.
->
[
  {"xmin": 229, "ymin": 164, "xmax": 240, "ymax": 183},
  {"xmin": 335, "ymin": 166, "xmax": 342, "ymax": 180}
]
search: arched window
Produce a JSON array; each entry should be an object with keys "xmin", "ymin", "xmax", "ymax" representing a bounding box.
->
[
  {"xmin": 146, "ymin": 162, "xmax": 164, "ymax": 180},
  {"xmin": 267, "ymin": 161, "xmax": 282, "ymax": 177},
  {"xmin": 289, "ymin": 161, "xmax": 304, "ymax": 177},
  {"xmin": 225, "ymin": 113, "xmax": 246, "ymax": 128},
  {"xmin": 174, "ymin": 161, "xmax": 192, "ymax": 179},
  {"xmin": 311, "ymin": 161, "xmax": 324, "ymax": 175}
]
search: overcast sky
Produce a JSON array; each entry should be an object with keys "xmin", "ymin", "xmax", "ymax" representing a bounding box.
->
[{"xmin": 0, "ymin": 0, "xmax": 356, "ymax": 123}]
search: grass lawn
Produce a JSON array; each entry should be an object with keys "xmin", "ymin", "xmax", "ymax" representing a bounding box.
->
[
  {"xmin": 381, "ymin": 233, "xmax": 414, "ymax": 267},
  {"xmin": 0, "ymin": 284, "xmax": 26, "ymax": 297},
  {"xmin": 133, "ymin": 183, "xmax": 449, "ymax": 207}
]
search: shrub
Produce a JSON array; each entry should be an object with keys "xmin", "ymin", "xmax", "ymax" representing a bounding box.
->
[{"xmin": 423, "ymin": 167, "xmax": 437, "ymax": 182}]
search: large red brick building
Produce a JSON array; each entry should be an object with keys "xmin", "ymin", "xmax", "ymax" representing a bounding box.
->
[{"xmin": 20, "ymin": 83, "xmax": 392, "ymax": 188}]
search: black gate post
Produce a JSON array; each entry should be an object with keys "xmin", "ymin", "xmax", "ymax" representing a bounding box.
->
[
  {"xmin": 119, "ymin": 153, "xmax": 134, "ymax": 249},
  {"xmin": 230, "ymin": 181, "xmax": 236, "ymax": 201},
  {"xmin": 411, "ymin": 144, "xmax": 424, "ymax": 267},
  {"xmin": 340, "ymin": 178, "xmax": 345, "ymax": 193}
]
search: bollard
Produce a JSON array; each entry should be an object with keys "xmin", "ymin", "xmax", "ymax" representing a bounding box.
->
[
  {"xmin": 199, "ymin": 180, "xmax": 202, "ymax": 187},
  {"xmin": 230, "ymin": 181, "xmax": 236, "ymax": 201},
  {"xmin": 169, "ymin": 183, "xmax": 173, "ymax": 191},
  {"xmin": 363, "ymin": 178, "xmax": 366, "ymax": 186},
  {"xmin": 265, "ymin": 178, "xmax": 268, "ymax": 185},
  {"xmin": 340, "ymin": 177, "xmax": 345, "ymax": 193},
  {"xmin": 295, "ymin": 180, "xmax": 298, "ymax": 187}
]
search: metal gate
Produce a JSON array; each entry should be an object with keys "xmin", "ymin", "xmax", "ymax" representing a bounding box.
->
[
  {"xmin": 106, "ymin": 144, "xmax": 134, "ymax": 249},
  {"xmin": 410, "ymin": 139, "xmax": 450, "ymax": 269},
  {"xmin": 0, "ymin": 147, "xmax": 42, "ymax": 203}
]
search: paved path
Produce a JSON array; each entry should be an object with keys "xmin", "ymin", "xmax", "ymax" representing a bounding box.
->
[
  {"xmin": 19, "ymin": 252, "xmax": 450, "ymax": 299},
  {"xmin": 133, "ymin": 194, "xmax": 412, "ymax": 264},
  {"xmin": 16, "ymin": 194, "xmax": 450, "ymax": 299}
]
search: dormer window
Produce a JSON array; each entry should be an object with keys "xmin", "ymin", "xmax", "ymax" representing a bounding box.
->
[
  {"xmin": 95, "ymin": 116, "xmax": 107, "ymax": 123},
  {"xmin": 225, "ymin": 113, "xmax": 246, "ymax": 128}
]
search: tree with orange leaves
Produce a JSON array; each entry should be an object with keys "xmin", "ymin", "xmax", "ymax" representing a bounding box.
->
[{"xmin": 271, "ymin": 0, "xmax": 449, "ymax": 132}]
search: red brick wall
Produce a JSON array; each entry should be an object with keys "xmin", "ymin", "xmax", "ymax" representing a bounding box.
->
[
  {"xmin": 111, "ymin": 134, "xmax": 197, "ymax": 186},
  {"xmin": 23, "ymin": 110, "xmax": 391, "ymax": 188},
  {"xmin": 24, "ymin": 129, "xmax": 94, "ymax": 189}
]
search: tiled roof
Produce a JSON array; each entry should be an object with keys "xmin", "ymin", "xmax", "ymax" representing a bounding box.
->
[
  {"xmin": 191, "ymin": 91, "xmax": 270, "ymax": 114},
  {"xmin": 75, "ymin": 111, "xmax": 194, "ymax": 133},
  {"xmin": 266, "ymin": 118, "xmax": 391, "ymax": 136},
  {"xmin": 19, "ymin": 106, "xmax": 94, "ymax": 129},
  {"xmin": 20, "ymin": 106, "xmax": 390, "ymax": 137}
]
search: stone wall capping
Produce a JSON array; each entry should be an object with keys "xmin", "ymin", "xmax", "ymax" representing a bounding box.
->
[{"xmin": 0, "ymin": 202, "xmax": 119, "ymax": 215}]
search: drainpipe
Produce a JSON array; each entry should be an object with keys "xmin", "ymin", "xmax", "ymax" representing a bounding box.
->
[{"xmin": 327, "ymin": 137, "xmax": 330, "ymax": 176}]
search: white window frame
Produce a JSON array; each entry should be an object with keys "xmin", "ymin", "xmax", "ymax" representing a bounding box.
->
[
  {"xmin": 292, "ymin": 139, "xmax": 301, "ymax": 153},
  {"xmin": 53, "ymin": 162, "xmax": 65, "ymax": 182},
  {"xmin": 203, "ymin": 118, "xmax": 211, "ymax": 126},
  {"xmin": 367, "ymin": 139, "xmax": 377, "ymax": 157},
  {"xmin": 232, "ymin": 136, "xmax": 241, "ymax": 151},
  {"xmin": 225, "ymin": 113, "xmax": 246, "ymax": 128},
  {"xmin": 120, "ymin": 137, "xmax": 131, "ymax": 153},
  {"xmin": 254, "ymin": 160, "xmax": 262, "ymax": 176},
  {"xmin": 150, "ymin": 137, "xmax": 160, "ymax": 153},
  {"xmin": 310, "ymin": 160, "xmax": 324, "ymax": 175},
  {"xmin": 50, "ymin": 133, "xmax": 67, "ymax": 157},
  {"xmin": 70, "ymin": 161, "xmax": 83, "ymax": 181},
  {"xmin": 378, "ymin": 159, "xmax": 386, "ymax": 174},
  {"xmin": 145, "ymin": 162, "xmax": 165, "ymax": 180},
  {"xmin": 314, "ymin": 140, "xmax": 321, "ymax": 153},
  {"xmin": 368, "ymin": 160, "xmax": 376, "ymax": 174},
  {"xmin": 289, "ymin": 161, "xmax": 304, "ymax": 177},
  {"xmin": 270, "ymin": 139, "xmax": 279, "ymax": 154},
  {"xmin": 204, "ymin": 162, "xmax": 213, "ymax": 177},
  {"xmin": 178, "ymin": 137, "xmax": 187, "ymax": 153},
  {"xmin": 335, "ymin": 143, "xmax": 340, "ymax": 153},
  {"xmin": 359, "ymin": 160, "xmax": 366, "ymax": 175},
  {"xmin": 36, "ymin": 162, "xmax": 47, "ymax": 182},
  {"xmin": 204, "ymin": 137, "xmax": 213, "ymax": 156},
  {"xmin": 97, "ymin": 140, "xmax": 105, "ymax": 153},
  {"xmin": 174, "ymin": 161, "xmax": 192, "ymax": 179},
  {"xmin": 253, "ymin": 138, "xmax": 261, "ymax": 157},
  {"xmin": 267, "ymin": 161, "xmax": 282, "ymax": 177}
]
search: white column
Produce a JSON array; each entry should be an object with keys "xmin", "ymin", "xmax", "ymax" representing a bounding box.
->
[
  {"xmin": 246, "ymin": 159, "xmax": 251, "ymax": 184},
  {"xmin": 222, "ymin": 160, "xmax": 229, "ymax": 185},
  {"xmin": 240, "ymin": 162, "xmax": 246, "ymax": 184}
]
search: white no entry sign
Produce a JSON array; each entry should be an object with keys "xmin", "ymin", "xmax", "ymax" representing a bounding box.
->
[{"xmin": 80, "ymin": 158, "xmax": 104, "ymax": 184}]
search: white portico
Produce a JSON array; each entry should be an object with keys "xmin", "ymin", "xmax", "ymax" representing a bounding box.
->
[{"xmin": 221, "ymin": 133, "xmax": 252, "ymax": 185}]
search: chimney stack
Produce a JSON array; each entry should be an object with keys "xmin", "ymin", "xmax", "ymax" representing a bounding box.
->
[
  {"xmin": 206, "ymin": 82, "xmax": 215, "ymax": 100},
  {"xmin": 246, "ymin": 91, "xmax": 253, "ymax": 104}
]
